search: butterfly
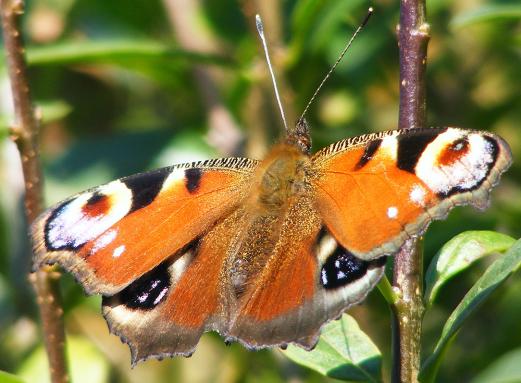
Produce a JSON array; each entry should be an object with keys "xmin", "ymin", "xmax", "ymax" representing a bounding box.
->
[{"xmin": 31, "ymin": 118, "xmax": 512, "ymax": 364}]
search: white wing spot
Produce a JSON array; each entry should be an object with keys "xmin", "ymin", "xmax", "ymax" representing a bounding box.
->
[
  {"xmin": 380, "ymin": 135, "xmax": 398, "ymax": 160},
  {"xmin": 92, "ymin": 229, "xmax": 118, "ymax": 253},
  {"xmin": 321, "ymin": 269, "xmax": 328, "ymax": 285},
  {"xmin": 387, "ymin": 206, "xmax": 398, "ymax": 219},
  {"xmin": 410, "ymin": 184, "xmax": 426, "ymax": 206},
  {"xmin": 161, "ymin": 168, "xmax": 186, "ymax": 192},
  {"xmin": 112, "ymin": 245, "xmax": 125, "ymax": 258},
  {"xmin": 153, "ymin": 287, "xmax": 169, "ymax": 305}
]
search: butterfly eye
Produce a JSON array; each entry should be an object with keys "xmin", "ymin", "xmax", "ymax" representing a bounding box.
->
[
  {"xmin": 119, "ymin": 263, "xmax": 171, "ymax": 310},
  {"xmin": 320, "ymin": 245, "xmax": 385, "ymax": 289}
]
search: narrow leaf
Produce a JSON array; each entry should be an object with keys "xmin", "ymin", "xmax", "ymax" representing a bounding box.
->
[
  {"xmin": 451, "ymin": 5, "xmax": 521, "ymax": 29},
  {"xmin": 420, "ymin": 238, "xmax": 521, "ymax": 383},
  {"xmin": 282, "ymin": 314, "xmax": 381, "ymax": 382},
  {"xmin": 424, "ymin": 231, "xmax": 515, "ymax": 307},
  {"xmin": 24, "ymin": 40, "xmax": 230, "ymax": 67}
]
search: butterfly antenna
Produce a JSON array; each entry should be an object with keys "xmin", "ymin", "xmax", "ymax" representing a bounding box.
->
[
  {"xmin": 256, "ymin": 14, "xmax": 289, "ymax": 135},
  {"xmin": 297, "ymin": 7, "xmax": 374, "ymax": 124}
]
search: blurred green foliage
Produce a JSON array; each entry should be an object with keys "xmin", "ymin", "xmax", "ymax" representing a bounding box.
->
[{"xmin": 0, "ymin": 0, "xmax": 520, "ymax": 382}]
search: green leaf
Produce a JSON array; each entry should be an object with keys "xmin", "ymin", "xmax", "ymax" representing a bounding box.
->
[
  {"xmin": 0, "ymin": 371, "xmax": 26, "ymax": 383},
  {"xmin": 420, "ymin": 238, "xmax": 521, "ymax": 383},
  {"xmin": 451, "ymin": 4, "xmax": 521, "ymax": 29},
  {"xmin": 424, "ymin": 231, "xmax": 516, "ymax": 307},
  {"xmin": 472, "ymin": 347, "xmax": 521, "ymax": 383},
  {"xmin": 282, "ymin": 314, "xmax": 381, "ymax": 382},
  {"xmin": 36, "ymin": 100, "xmax": 72, "ymax": 124},
  {"xmin": 25, "ymin": 40, "xmax": 231, "ymax": 67}
]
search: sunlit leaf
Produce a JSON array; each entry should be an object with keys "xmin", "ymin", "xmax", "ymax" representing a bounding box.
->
[
  {"xmin": 282, "ymin": 314, "xmax": 381, "ymax": 382},
  {"xmin": 424, "ymin": 231, "xmax": 515, "ymax": 307},
  {"xmin": 0, "ymin": 370, "xmax": 26, "ymax": 383},
  {"xmin": 25, "ymin": 40, "xmax": 231, "ymax": 67},
  {"xmin": 420, "ymin": 238, "xmax": 521, "ymax": 383},
  {"xmin": 451, "ymin": 4, "xmax": 521, "ymax": 29},
  {"xmin": 472, "ymin": 347, "xmax": 521, "ymax": 383}
]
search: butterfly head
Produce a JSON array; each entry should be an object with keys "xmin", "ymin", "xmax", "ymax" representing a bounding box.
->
[{"xmin": 285, "ymin": 118, "xmax": 312, "ymax": 154}]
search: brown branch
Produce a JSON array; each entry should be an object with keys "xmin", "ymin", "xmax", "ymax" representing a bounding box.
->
[
  {"xmin": 392, "ymin": 0, "xmax": 430, "ymax": 382},
  {"xmin": 0, "ymin": 1, "xmax": 69, "ymax": 382},
  {"xmin": 391, "ymin": 239, "xmax": 425, "ymax": 382},
  {"xmin": 162, "ymin": 0, "xmax": 243, "ymax": 156},
  {"xmin": 397, "ymin": 0, "xmax": 429, "ymax": 130}
]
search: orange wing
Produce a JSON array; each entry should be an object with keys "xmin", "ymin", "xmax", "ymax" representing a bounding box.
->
[
  {"xmin": 227, "ymin": 198, "xmax": 386, "ymax": 352},
  {"xmin": 102, "ymin": 208, "xmax": 243, "ymax": 363},
  {"xmin": 102, "ymin": 197, "xmax": 386, "ymax": 364},
  {"xmin": 32, "ymin": 158, "xmax": 258, "ymax": 295},
  {"xmin": 311, "ymin": 127, "xmax": 512, "ymax": 260}
]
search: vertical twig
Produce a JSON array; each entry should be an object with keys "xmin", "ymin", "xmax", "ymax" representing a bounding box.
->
[
  {"xmin": 0, "ymin": 1, "xmax": 69, "ymax": 382},
  {"xmin": 392, "ymin": 0, "xmax": 430, "ymax": 382}
]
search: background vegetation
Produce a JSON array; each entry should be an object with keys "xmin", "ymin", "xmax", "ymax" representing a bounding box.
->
[{"xmin": 0, "ymin": 0, "xmax": 520, "ymax": 382}]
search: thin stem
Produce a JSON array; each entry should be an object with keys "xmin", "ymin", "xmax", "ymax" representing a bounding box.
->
[
  {"xmin": 392, "ymin": 0, "xmax": 430, "ymax": 381},
  {"xmin": 398, "ymin": 0, "xmax": 430, "ymax": 130},
  {"xmin": 391, "ymin": 240, "xmax": 425, "ymax": 383},
  {"xmin": 377, "ymin": 275, "xmax": 399, "ymax": 306},
  {"xmin": 0, "ymin": 1, "xmax": 69, "ymax": 382}
]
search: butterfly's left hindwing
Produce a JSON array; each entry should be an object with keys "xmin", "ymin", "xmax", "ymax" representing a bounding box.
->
[
  {"xmin": 32, "ymin": 158, "xmax": 258, "ymax": 295},
  {"xmin": 311, "ymin": 127, "xmax": 512, "ymax": 260}
]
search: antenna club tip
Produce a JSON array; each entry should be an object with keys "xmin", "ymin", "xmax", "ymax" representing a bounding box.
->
[
  {"xmin": 368, "ymin": 7, "xmax": 374, "ymax": 13},
  {"xmin": 255, "ymin": 14, "xmax": 263, "ymax": 32}
]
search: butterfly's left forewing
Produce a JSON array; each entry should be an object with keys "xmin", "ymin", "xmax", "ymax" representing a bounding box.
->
[
  {"xmin": 311, "ymin": 127, "xmax": 512, "ymax": 260},
  {"xmin": 32, "ymin": 158, "xmax": 258, "ymax": 295}
]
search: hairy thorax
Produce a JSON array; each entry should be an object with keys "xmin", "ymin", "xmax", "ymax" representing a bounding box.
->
[{"xmin": 255, "ymin": 144, "xmax": 312, "ymax": 211}]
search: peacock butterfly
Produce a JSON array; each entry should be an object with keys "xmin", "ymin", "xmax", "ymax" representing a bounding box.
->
[{"xmin": 30, "ymin": 13, "xmax": 512, "ymax": 365}]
